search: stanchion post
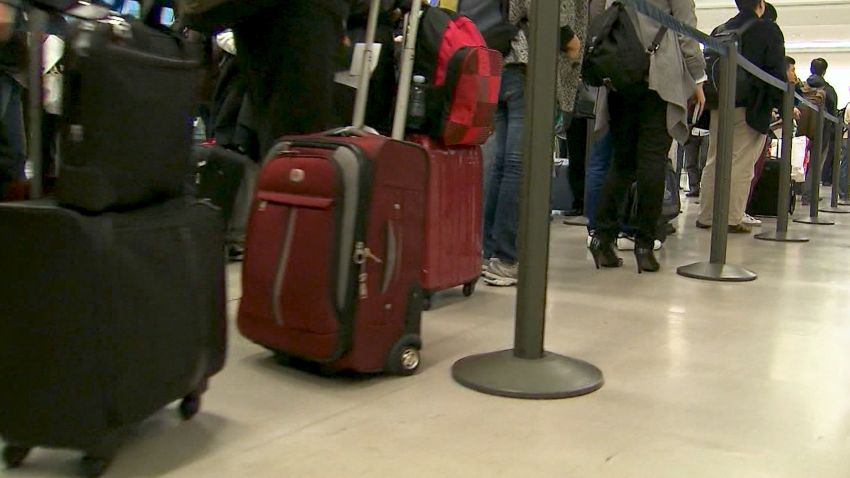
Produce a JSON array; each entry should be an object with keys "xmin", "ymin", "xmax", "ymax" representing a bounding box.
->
[
  {"xmin": 755, "ymin": 82, "xmax": 809, "ymax": 242},
  {"xmin": 820, "ymin": 117, "xmax": 849, "ymax": 213},
  {"xmin": 451, "ymin": 0, "xmax": 603, "ymax": 399},
  {"xmin": 678, "ymin": 44, "xmax": 757, "ymax": 281},
  {"xmin": 28, "ymin": 7, "xmax": 46, "ymax": 199},
  {"xmin": 795, "ymin": 106, "xmax": 834, "ymax": 224}
]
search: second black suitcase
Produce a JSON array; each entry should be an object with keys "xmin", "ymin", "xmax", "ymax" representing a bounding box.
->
[
  {"xmin": 747, "ymin": 157, "xmax": 796, "ymax": 217},
  {"xmin": 0, "ymin": 197, "xmax": 227, "ymax": 477},
  {"xmin": 57, "ymin": 15, "xmax": 201, "ymax": 213}
]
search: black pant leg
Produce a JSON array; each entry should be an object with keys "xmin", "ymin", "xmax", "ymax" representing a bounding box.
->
[
  {"xmin": 634, "ymin": 91, "xmax": 673, "ymax": 244},
  {"xmin": 567, "ymin": 117, "xmax": 588, "ymax": 210}
]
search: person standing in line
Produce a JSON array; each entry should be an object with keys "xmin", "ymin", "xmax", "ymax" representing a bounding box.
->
[
  {"xmin": 802, "ymin": 57, "xmax": 839, "ymax": 200},
  {"xmin": 482, "ymin": 0, "xmax": 586, "ymax": 287},
  {"xmin": 588, "ymin": 0, "xmax": 706, "ymax": 273},
  {"xmin": 0, "ymin": 1, "xmax": 26, "ymax": 201},
  {"xmin": 696, "ymin": 0, "xmax": 786, "ymax": 234}
]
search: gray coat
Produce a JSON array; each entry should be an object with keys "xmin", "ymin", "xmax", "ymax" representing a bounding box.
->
[
  {"xmin": 505, "ymin": 0, "xmax": 588, "ymax": 113},
  {"xmin": 596, "ymin": 0, "xmax": 706, "ymax": 143}
]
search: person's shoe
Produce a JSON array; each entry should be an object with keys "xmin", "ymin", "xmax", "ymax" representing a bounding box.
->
[
  {"xmin": 586, "ymin": 234, "xmax": 594, "ymax": 249},
  {"xmin": 616, "ymin": 235, "xmax": 662, "ymax": 251},
  {"xmin": 562, "ymin": 208, "xmax": 584, "ymax": 217},
  {"xmin": 589, "ymin": 235, "xmax": 623, "ymax": 269},
  {"xmin": 695, "ymin": 220, "xmax": 711, "ymax": 229},
  {"xmin": 685, "ymin": 190, "xmax": 700, "ymax": 198},
  {"xmin": 483, "ymin": 258, "xmax": 518, "ymax": 287},
  {"xmin": 634, "ymin": 245, "xmax": 660, "ymax": 274},
  {"xmin": 481, "ymin": 258, "xmax": 493, "ymax": 276},
  {"xmin": 742, "ymin": 214, "xmax": 762, "ymax": 226},
  {"xmin": 728, "ymin": 223, "xmax": 752, "ymax": 234}
]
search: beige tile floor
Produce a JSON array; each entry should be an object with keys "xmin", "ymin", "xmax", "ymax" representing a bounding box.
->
[{"xmin": 5, "ymin": 196, "xmax": 850, "ymax": 478}]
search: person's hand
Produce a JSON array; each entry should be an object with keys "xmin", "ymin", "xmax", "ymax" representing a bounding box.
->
[
  {"xmin": 691, "ymin": 82, "xmax": 706, "ymax": 116},
  {"xmin": 562, "ymin": 36, "xmax": 581, "ymax": 60},
  {"xmin": 794, "ymin": 107, "xmax": 802, "ymax": 121}
]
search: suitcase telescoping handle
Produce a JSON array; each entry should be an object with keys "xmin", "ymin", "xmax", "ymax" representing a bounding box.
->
[{"xmin": 351, "ymin": 0, "xmax": 423, "ymax": 137}]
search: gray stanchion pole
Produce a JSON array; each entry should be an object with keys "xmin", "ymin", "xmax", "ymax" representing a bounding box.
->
[
  {"xmin": 28, "ymin": 8, "xmax": 46, "ymax": 199},
  {"xmin": 795, "ymin": 106, "xmax": 834, "ymax": 224},
  {"xmin": 820, "ymin": 118, "xmax": 849, "ymax": 214},
  {"xmin": 678, "ymin": 46, "xmax": 757, "ymax": 281},
  {"xmin": 842, "ymin": 126, "xmax": 850, "ymax": 206},
  {"xmin": 452, "ymin": 1, "xmax": 603, "ymax": 400},
  {"xmin": 755, "ymin": 82, "xmax": 809, "ymax": 242}
]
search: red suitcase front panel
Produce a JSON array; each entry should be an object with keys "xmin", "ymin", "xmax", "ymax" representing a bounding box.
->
[{"xmin": 238, "ymin": 154, "xmax": 342, "ymax": 361}]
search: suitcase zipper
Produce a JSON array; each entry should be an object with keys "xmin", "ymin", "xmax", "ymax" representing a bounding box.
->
[
  {"xmin": 271, "ymin": 208, "xmax": 298, "ymax": 327},
  {"xmin": 353, "ymin": 242, "xmax": 382, "ymax": 300}
]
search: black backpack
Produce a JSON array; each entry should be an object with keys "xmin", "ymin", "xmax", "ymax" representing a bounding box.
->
[
  {"xmin": 703, "ymin": 19, "xmax": 757, "ymax": 110},
  {"xmin": 582, "ymin": 2, "xmax": 667, "ymax": 94},
  {"xmin": 457, "ymin": 0, "xmax": 518, "ymax": 55}
]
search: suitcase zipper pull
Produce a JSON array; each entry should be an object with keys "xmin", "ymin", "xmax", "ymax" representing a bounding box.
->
[{"xmin": 353, "ymin": 242, "xmax": 382, "ymax": 300}]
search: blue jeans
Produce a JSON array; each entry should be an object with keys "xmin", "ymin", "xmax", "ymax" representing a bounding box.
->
[
  {"xmin": 483, "ymin": 68, "xmax": 525, "ymax": 264},
  {"xmin": 584, "ymin": 131, "xmax": 613, "ymax": 232}
]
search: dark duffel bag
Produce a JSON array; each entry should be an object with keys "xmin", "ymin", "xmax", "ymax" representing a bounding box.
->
[
  {"xmin": 57, "ymin": 15, "xmax": 201, "ymax": 213},
  {"xmin": 0, "ymin": 197, "xmax": 227, "ymax": 476}
]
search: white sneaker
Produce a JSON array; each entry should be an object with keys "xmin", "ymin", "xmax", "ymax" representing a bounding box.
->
[
  {"xmin": 483, "ymin": 258, "xmax": 519, "ymax": 287},
  {"xmin": 586, "ymin": 234, "xmax": 593, "ymax": 248},
  {"xmin": 481, "ymin": 258, "xmax": 493, "ymax": 276},
  {"xmin": 616, "ymin": 236, "xmax": 662, "ymax": 251},
  {"xmin": 742, "ymin": 214, "xmax": 762, "ymax": 226}
]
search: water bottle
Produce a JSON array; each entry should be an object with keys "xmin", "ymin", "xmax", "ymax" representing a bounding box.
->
[{"xmin": 408, "ymin": 75, "xmax": 427, "ymax": 130}]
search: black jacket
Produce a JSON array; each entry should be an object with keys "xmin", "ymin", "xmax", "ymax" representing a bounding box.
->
[{"xmin": 723, "ymin": 10, "xmax": 787, "ymax": 134}]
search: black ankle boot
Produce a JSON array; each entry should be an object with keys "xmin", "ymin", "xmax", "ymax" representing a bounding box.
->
[
  {"xmin": 634, "ymin": 244, "xmax": 660, "ymax": 274},
  {"xmin": 589, "ymin": 235, "xmax": 622, "ymax": 269}
]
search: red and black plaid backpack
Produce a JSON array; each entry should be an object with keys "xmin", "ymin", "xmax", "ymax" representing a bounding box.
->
[{"xmin": 414, "ymin": 6, "xmax": 502, "ymax": 146}]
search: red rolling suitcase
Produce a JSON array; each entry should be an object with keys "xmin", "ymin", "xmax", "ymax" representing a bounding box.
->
[
  {"xmin": 408, "ymin": 134, "xmax": 483, "ymax": 310},
  {"xmin": 237, "ymin": 0, "xmax": 429, "ymax": 375}
]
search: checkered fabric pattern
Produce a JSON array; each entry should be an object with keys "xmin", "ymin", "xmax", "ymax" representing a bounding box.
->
[{"xmin": 441, "ymin": 47, "xmax": 503, "ymax": 146}]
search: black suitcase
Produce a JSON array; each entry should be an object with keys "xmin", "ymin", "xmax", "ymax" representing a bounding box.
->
[
  {"xmin": 0, "ymin": 198, "xmax": 227, "ymax": 476},
  {"xmin": 747, "ymin": 157, "xmax": 796, "ymax": 217},
  {"xmin": 57, "ymin": 15, "xmax": 201, "ymax": 213}
]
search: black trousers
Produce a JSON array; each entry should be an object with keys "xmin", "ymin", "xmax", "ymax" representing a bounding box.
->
[
  {"xmin": 234, "ymin": 0, "xmax": 344, "ymax": 155},
  {"xmin": 566, "ymin": 116, "xmax": 588, "ymax": 211},
  {"xmin": 595, "ymin": 87, "xmax": 672, "ymax": 245}
]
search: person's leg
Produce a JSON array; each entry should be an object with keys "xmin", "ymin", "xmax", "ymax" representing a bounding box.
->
[
  {"xmin": 633, "ymin": 91, "xmax": 672, "ymax": 246},
  {"xmin": 584, "ymin": 131, "xmax": 613, "ymax": 232},
  {"xmin": 566, "ymin": 117, "xmax": 588, "ymax": 213},
  {"xmin": 727, "ymin": 109, "xmax": 765, "ymax": 226},
  {"xmin": 489, "ymin": 69, "xmax": 525, "ymax": 266},
  {"xmin": 234, "ymin": 0, "xmax": 342, "ymax": 154},
  {"xmin": 697, "ymin": 113, "xmax": 720, "ymax": 225},
  {"xmin": 594, "ymin": 91, "xmax": 640, "ymax": 241},
  {"xmin": 840, "ymin": 136, "xmax": 849, "ymax": 200},
  {"xmin": 482, "ymin": 99, "xmax": 508, "ymax": 261}
]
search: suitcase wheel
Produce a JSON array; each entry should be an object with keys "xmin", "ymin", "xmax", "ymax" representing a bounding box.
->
[
  {"xmin": 179, "ymin": 391, "xmax": 203, "ymax": 421},
  {"xmin": 462, "ymin": 280, "xmax": 477, "ymax": 297},
  {"xmin": 81, "ymin": 455, "xmax": 112, "ymax": 478},
  {"xmin": 2, "ymin": 445, "xmax": 30, "ymax": 469},
  {"xmin": 386, "ymin": 335, "xmax": 422, "ymax": 376}
]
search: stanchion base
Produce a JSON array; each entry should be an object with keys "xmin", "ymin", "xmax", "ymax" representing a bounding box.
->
[
  {"xmin": 754, "ymin": 231, "xmax": 810, "ymax": 243},
  {"xmin": 838, "ymin": 200, "xmax": 850, "ymax": 206},
  {"xmin": 819, "ymin": 207, "xmax": 850, "ymax": 214},
  {"xmin": 676, "ymin": 262, "xmax": 757, "ymax": 282},
  {"xmin": 452, "ymin": 349, "xmax": 603, "ymax": 400},
  {"xmin": 562, "ymin": 216, "xmax": 588, "ymax": 227},
  {"xmin": 794, "ymin": 216, "xmax": 835, "ymax": 225}
]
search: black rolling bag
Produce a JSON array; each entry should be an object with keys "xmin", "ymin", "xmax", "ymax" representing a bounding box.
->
[{"xmin": 0, "ymin": 198, "xmax": 227, "ymax": 477}]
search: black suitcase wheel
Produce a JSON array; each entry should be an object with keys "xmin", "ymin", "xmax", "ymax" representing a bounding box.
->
[
  {"xmin": 179, "ymin": 391, "xmax": 202, "ymax": 421},
  {"xmin": 3, "ymin": 445, "xmax": 30, "ymax": 469},
  {"xmin": 81, "ymin": 455, "xmax": 111, "ymax": 478},
  {"xmin": 386, "ymin": 335, "xmax": 421, "ymax": 376},
  {"xmin": 462, "ymin": 280, "xmax": 477, "ymax": 297},
  {"xmin": 422, "ymin": 292, "xmax": 433, "ymax": 311}
]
